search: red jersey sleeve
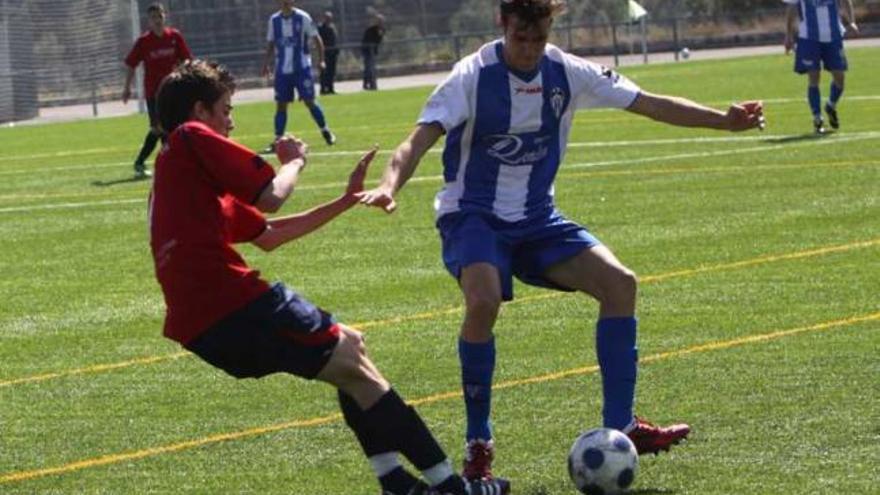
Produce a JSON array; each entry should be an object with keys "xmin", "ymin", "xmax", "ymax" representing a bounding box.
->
[
  {"xmin": 124, "ymin": 37, "xmax": 144, "ymax": 68},
  {"xmin": 173, "ymin": 30, "xmax": 193, "ymax": 61},
  {"xmin": 221, "ymin": 195, "xmax": 267, "ymax": 243},
  {"xmin": 179, "ymin": 122, "xmax": 276, "ymax": 205}
]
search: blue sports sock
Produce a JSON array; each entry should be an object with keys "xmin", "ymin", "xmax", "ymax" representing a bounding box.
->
[
  {"xmin": 596, "ymin": 317, "xmax": 638, "ymax": 430},
  {"xmin": 308, "ymin": 103, "xmax": 327, "ymax": 129},
  {"xmin": 807, "ymin": 86, "xmax": 821, "ymax": 118},
  {"xmin": 274, "ymin": 111, "xmax": 287, "ymax": 137},
  {"xmin": 829, "ymin": 82, "xmax": 843, "ymax": 107},
  {"xmin": 459, "ymin": 338, "xmax": 495, "ymax": 441}
]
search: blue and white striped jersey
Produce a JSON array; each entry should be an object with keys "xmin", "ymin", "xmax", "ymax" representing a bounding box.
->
[
  {"xmin": 419, "ymin": 41, "xmax": 640, "ymax": 222},
  {"xmin": 267, "ymin": 9, "xmax": 319, "ymax": 75},
  {"xmin": 784, "ymin": 0, "xmax": 845, "ymax": 43}
]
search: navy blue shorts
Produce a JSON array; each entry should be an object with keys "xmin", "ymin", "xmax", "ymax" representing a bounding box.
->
[
  {"xmin": 437, "ymin": 210, "xmax": 601, "ymax": 301},
  {"xmin": 275, "ymin": 72, "xmax": 316, "ymax": 102},
  {"xmin": 794, "ymin": 38, "xmax": 847, "ymax": 73},
  {"xmin": 185, "ymin": 283, "xmax": 339, "ymax": 379}
]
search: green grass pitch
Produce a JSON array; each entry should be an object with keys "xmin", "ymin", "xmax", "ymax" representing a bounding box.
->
[{"xmin": 0, "ymin": 48, "xmax": 878, "ymax": 494}]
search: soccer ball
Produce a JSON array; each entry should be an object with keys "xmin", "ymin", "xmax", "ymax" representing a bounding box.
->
[
  {"xmin": 680, "ymin": 47, "xmax": 691, "ymax": 59},
  {"xmin": 568, "ymin": 428, "xmax": 638, "ymax": 495}
]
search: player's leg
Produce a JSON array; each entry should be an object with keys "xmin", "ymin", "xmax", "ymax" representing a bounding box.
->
[
  {"xmin": 438, "ymin": 213, "xmax": 511, "ymax": 480},
  {"xmin": 540, "ymin": 241, "xmax": 689, "ymax": 455},
  {"xmin": 265, "ymin": 75, "xmax": 294, "ymax": 153},
  {"xmin": 458, "ymin": 262, "xmax": 503, "ymax": 480},
  {"xmin": 133, "ymin": 98, "xmax": 162, "ymax": 178},
  {"xmin": 807, "ymin": 70, "xmax": 825, "ymax": 133},
  {"xmin": 296, "ymin": 74, "xmax": 335, "ymax": 145},
  {"xmin": 822, "ymin": 41, "xmax": 848, "ymax": 130},
  {"xmin": 322, "ymin": 325, "xmax": 509, "ymax": 495}
]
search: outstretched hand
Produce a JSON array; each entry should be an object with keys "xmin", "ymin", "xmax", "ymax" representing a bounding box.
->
[
  {"xmin": 726, "ymin": 101, "xmax": 765, "ymax": 132},
  {"xmin": 356, "ymin": 184, "xmax": 397, "ymax": 214},
  {"xmin": 346, "ymin": 147, "xmax": 378, "ymax": 196}
]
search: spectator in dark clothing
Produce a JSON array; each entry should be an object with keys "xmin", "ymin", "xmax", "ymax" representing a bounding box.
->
[
  {"xmin": 318, "ymin": 11, "xmax": 339, "ymax": 95},
  {"xmin": 361, "ymin": 13, "xmax": 385, "ymax": 90}
]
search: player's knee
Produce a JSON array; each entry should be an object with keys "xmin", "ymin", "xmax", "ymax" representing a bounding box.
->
[
  {"xmin": 604, "ymin": 267, "xmax": 638, "ymax": 305},
  {"xmin": 463, "ymin": 288, "xmax": 502, "ymax": 320}
]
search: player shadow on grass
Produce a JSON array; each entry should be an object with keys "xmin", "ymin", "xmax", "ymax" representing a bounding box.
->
[
  {"xmin": 91, "ymin": 176, "xmax": 151, "ymax": 187},
  {"xmin": 763, "ymin": 131, "xmax": 835, "ymax": 144}
]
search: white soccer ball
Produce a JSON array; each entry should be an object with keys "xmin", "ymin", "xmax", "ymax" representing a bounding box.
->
[
  {"xmin": 680, "ymin": 47, "xmax": 690, "ymax": 59},
  {"xmin": 568, "ymin": 428, "xmax": 638, "ymax": 495}
]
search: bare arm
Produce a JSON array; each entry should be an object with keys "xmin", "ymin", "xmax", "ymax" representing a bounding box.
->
[
  {"xmin": 627, "ymin": 91, "xmax": 764, "ymax": 132},
  {"xmin": 262, "ymin": 42, "xmax": 275, "ymax": 78},
  {"xmin": 357, "ymin": 123, "xmax": 444, "ymax": 213},
  {"xmin": 252, "ymin": 149, "xmax": 376, "ymax": 251},
  {"xmin": 255, "ymin": 136, "xmax": 308, "ymax": 213},
  {"xmin": 312, "ymin": 35, "xmax": 325, "ymax": 70},
  {"xmin": 122, "ymin": 66, "xmax": 136, "ymax": 104},
  {"xmin": 840, "ymin": 0, "xmax": 859, "ymax": 35},
  {"xmin": 785, "ymin": 5, "xmax": 798, "ymax": 53}
]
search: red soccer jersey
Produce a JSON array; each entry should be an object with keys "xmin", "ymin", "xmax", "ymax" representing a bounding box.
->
[
  {"xmin": 149, "ymin": 121, "xmax": 276, "ymax": 345},
  {"xmin": 124, "ymin": 27, "xmax": 192, "ymax": 98}
]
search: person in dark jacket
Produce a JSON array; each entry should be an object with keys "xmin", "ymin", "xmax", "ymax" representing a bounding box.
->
[
  {"xmin": 361, "ymin": 13, "xmax": 385, "ymax": 90},
  {"xmin": 318, "ymin": 11, "xmax": 339, "ymax": 95}
]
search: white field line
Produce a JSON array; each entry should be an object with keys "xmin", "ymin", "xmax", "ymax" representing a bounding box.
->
[
  {"xmin": 2, "ymin": 94, "xmax": 879, "ymax": 164},
  {"xmin": 0, "ymin": 131, "xmax": 877, "ymax": 215},
  {"xmin": 2, "ymin": 129, "xmax": 879, "ymax": 179}
]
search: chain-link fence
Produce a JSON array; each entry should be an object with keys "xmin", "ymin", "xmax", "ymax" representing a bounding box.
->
[{"xmin": 1, "ymin": 0, "xmax": 878, "ymax": 123}]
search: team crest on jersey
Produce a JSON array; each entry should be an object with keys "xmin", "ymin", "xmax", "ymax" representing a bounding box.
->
[{"xmin": 550, "ymin": 87, "xmax": 565, "ymax": 119}]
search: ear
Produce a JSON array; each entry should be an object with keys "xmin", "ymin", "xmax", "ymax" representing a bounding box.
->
[{"xmin": 191, "ymin": 100, "xmax": 210, "ymax": 122}]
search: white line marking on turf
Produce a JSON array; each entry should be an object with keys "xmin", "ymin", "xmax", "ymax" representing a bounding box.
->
[{"xmin": 1, "ymin": 131, "xmax": 876, "ymax": 214}]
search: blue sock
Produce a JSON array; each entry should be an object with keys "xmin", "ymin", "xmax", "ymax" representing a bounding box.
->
[
  {"xmin": 274, "ymin": 111, "xmax": 287, "ymax": 137},
  {"xmin": 459, "ymin": 338, "xmax": 495, "ymax": 441},
  {"xmin": 807, "ymin": 86, "xmax": 821, "ymax": 119},
  {"xmin": 829, "ymin": 82, "xmax": 843, "ymax": 107},
  {"xmin": 596, "ymin": 317, "xmax": 638, "ymax": 430},
  {"xmin": 308, "ymin": 103, "xmax": 327, "ymax": 129}
]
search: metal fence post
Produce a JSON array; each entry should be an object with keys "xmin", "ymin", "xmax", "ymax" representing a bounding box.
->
[{"xmin": 673, "ymin": 18, "xmax": 680, "ymax": 61}]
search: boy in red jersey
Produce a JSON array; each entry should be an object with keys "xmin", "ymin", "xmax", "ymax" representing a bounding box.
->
[
  {"xmin": 150, "ymin": 59, "xmax": 509, "ymax": 495},
  {"xmin": 123, "ymin": 2, "xmax": 191, "ymax": 179}
]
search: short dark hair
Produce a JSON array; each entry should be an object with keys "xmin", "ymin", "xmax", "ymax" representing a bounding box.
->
[
  {"xmin": 499, "ymin": 0, "xmax": 566, "ymax": 26},
  {"xmin": 146, "ymin": 3, "xmax": 165, "ymax": 15},
  {"xmin": 156, "ymin": 60, "xmax": 236, "ymax": 134}
]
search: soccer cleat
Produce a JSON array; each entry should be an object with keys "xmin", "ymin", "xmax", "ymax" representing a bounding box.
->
[
  {"xmin": 261, "ymin": 142, "xmax": 276, "ymax": 154},
  {"xmin": 423, "ymin": 477, "xmax": 510, "ymax": 495},
  {"xmin": 133, "ymin": 168, "xmax": 152, "ymax": 180},
  {"xmin": 321, "ymin": 128, "xmax": 336, "ymax": 145},
  {"xmin": 465, "ymin": 477, "xmax": 510, "ymax": 495},
  {"xmin": 462, "ymin": 439, "xmax": 494, "ymax": 481},
  {"xmin": 813, "ymin": 118, "xmax": 827, "ymax": 135},
  {"xmin": 626, "ymin": 416, "xmax": 690, "ymax": 455},
  {"xmin": 824, "ymin": 103, "xmax": 839, "ymax": 129}
]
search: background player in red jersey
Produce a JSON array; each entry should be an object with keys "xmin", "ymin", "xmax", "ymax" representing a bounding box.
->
[
  {"xmin": 149, "ymin": 59, "xmax": 509, "ymax": 495},
  {"xmin": 122, "ymin": 2, "xmax": 191, "ymax": 179}
]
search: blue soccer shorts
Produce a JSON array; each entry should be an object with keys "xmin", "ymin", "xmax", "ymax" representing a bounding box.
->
[
  {"xmin": 185, "ymin": 283, "xmax": 339, "ymax": 379},
  {"xmin": 274, "ymin": 71, "xmax": 316, "ymax": 102},
  {"xmin": 794, "ymin": 38, "xmax": 848, "ymax": 73},
  {"xmin": 437, "ymin": 210, "xmax": 602, "ymax": 301}
]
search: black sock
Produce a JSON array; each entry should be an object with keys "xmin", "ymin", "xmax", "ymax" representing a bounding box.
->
[
  {"xmin": 338, "ymin": 390, "xmax": 397, "ymax": 456},
  {"xmin": 134, "ymin": 131, "xmax": 160, "ymax": 168},
  {"xmin": 360, "ymin": 389, "xmax": 448, "ymax": 471}
]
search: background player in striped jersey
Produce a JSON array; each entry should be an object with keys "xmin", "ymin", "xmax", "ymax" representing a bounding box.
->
[
  {"xmin": 784, "ymin": 0, "xmax": 859, "ymax": 134},
  {"xmin": 122, "ymin": 2, "xmax": 191, "ymax": 179},
  {"xmin": 359, "ymin": 0, "xmax": 764, "ymax": 481},
  {"xmin": 262, "ymin": 0, "xmax": 336, "ymax": 151}
]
